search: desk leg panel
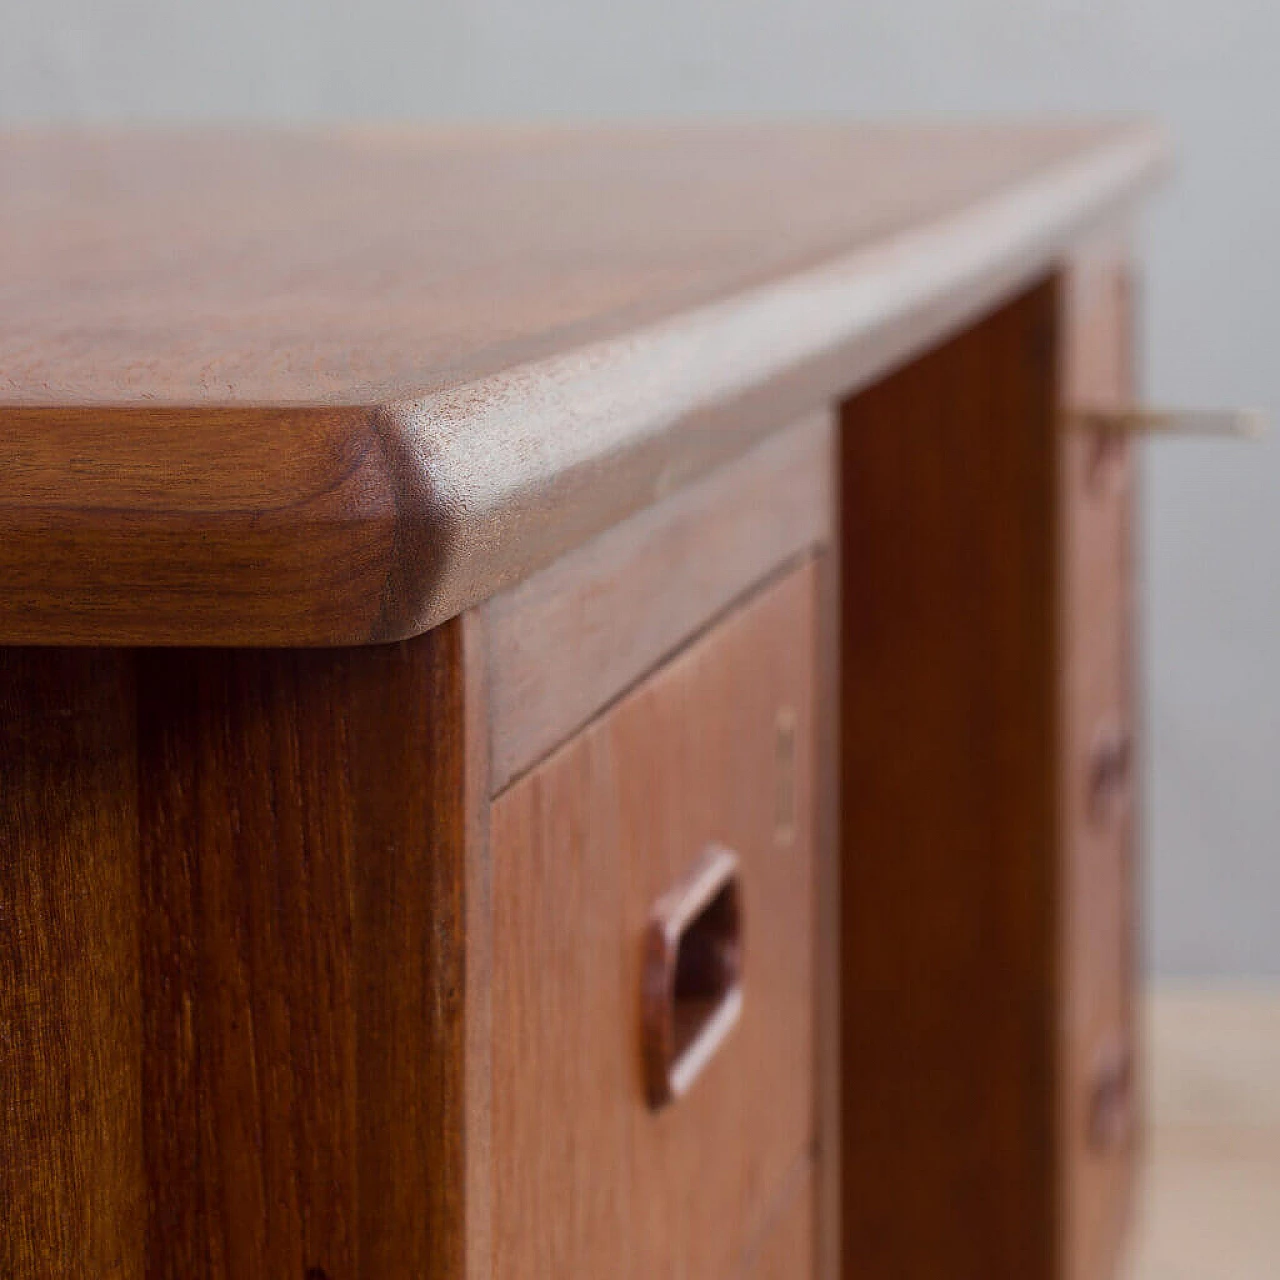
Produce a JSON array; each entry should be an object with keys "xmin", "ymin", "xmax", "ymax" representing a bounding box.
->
[
  {"xmin": 837, "ymin": 278, "xmax": 1061, "ymax": 1279},
  {"xmin": 0, "ymin": 628, "xmax": 482, "ymax": 1280},
  {"xmin": 135, "ymin": 630, "xmax": 474, "ymax": 1280},
  {"xmin": 0, "ymin": 649, "xmax": 144, "ymax": 1280}
]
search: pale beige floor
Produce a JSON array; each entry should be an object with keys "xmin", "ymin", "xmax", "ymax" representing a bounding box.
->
[{"xmin": 1125, "ymin": 986, "xmax": 1280, "ymax": 1280}]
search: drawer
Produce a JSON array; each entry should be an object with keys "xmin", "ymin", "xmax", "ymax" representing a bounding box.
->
[
  {"xmin": 743, "ymin": 1168, "xmax": 815, "ymax": 1279},
  {"xmin": 1059, "ymin": 251, "xmax": 1140, "ymax": 1280},
  {"xmin": 489, "ymin": 562, "xmax": 817, "ymax": 1279}
]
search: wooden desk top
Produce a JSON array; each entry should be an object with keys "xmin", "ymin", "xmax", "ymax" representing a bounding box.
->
[{"xmin": 0, "ymin": 122, "xmax": 1165, "ymax": 645}]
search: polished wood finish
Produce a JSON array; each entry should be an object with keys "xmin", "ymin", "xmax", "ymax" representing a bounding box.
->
[
  {"xmin": 0, "ymin": 629, "xmax": 488, "ymax": 1279},
  {"xmin": 745, "ymin": 1168, "xmax": 816, "ymax": 1279},
  {"xmin": 460, "ymin": 609, "xmax": 496, "ymax": 1280},
  {"xmin": 0, "ymin": 265, "xmax": 1149, "ymax": 1279},
  {"xmin": 0, "ymin": 125, "xmax": 1164, "ymax": 645},
  {"xmin": 837, "ymin": 265, "xmax": 1142, "ymax": 1279},
  {"xmin": 0, "ymin": 123, "xmax": 1166, "ymax": 1280},
  {"xmin": 489, "ymin": 562, "xmax": 817, "ymax": 1278},
  {"xmin": 839, "ymin": 280, "xmax": 1062, "ymax": 1277},
  {"xmin": 137, "ymin": 633, "xmax": 479, "ymax": 1279},
  {"xmin": 3, "ymin": 127, "xmax": 1154, "ymax": 409},
  {"xmin": 1058, "ymin": 246, "xmax": 1140, "ymax": 1280},
  {"xmin": 812, "ymin": 536, "xmax": 843, "ymax": 1280},
  {"xmin": 0, "ymin": 651, "xmax": 144, "ymax": 1279},
  {"xmin": 641, "ymin": 844, "xmax": 745, "ymax": 1109},
  {"xmin": 484, "ymin": 410, "xmax": 832, "ymax": 791}
]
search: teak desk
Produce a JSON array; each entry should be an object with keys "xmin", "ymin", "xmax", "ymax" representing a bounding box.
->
[{"xmin": 0, "ymin": 124, "xmax": 1166, "ymax": 1279}]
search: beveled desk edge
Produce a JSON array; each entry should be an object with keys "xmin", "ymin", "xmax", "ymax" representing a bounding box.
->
[{"xmin": 0, "ymin": 123, "xmax": 1167, "ymax": 646}]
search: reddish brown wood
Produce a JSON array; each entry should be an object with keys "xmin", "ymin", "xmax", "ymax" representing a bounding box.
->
[
  {"xmin": 0, "ymin": 155, "xmax": 1154, "ymax": 1280},
  {"xmin": 641, "ymin": 844, "xmax": 745, "ymax": 1109},
  {"xmin": 135, "ymin": 630, "xmax": 476, "ymax": 1278},
  {"xmin": 838, "ymin": 279, "xmax": 1062, "ymax": 1277},
  {"xmin": 837, "ymin": 264, "xmax": 1141, "ymax": 1279},
  {"xmin": 0, "ymin": 628, "xmax": 488, "ymax": 1279},
  {"xmin": 0, "ymin": 124, "xmax": 1165, "ymax": 645},
  {"xmin": 484, "ymin": 410, "xmax": 833, "ymax": 792},
  {"xmin": 489, "ymin": 562, "xmax": 817, "ymax": 1278},
  {"xmin": 2, "ymin": 126, "xmax": 1156, "ymax": 411},
  {"xmin": 745, "ymin": 1166, "xmax": 816, "ymax": 1279},
  {"xmin": 0, "ymin": 650, "xmax": 144, "ymax": 1279},
  {"xmin": 1058, "ymin": 245, "xmax": 1141, "ymax": 1280},
  {"xmin": 813, "ymin": 539, "xmax": 843, "ymax": 1280},
  {"xmin": 460, "ymin": 608, "xmax": 496, "ymax": 1280}
]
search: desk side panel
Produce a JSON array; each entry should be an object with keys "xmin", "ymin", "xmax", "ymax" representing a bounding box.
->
[
  {"xmin": 0, "ymin": 629, "xmax": 486, "ymax": 1280},
  {"xmin": 837, "ymin": 279, "xmax": 1061, "ymax": 1279},
  {"xmin": 135, "ymin": 630, "xmax": 475, "ymax": 1279},
  {"xmin": 0, "ymin": 650, "xmax": 144, "ymax": 1280}
]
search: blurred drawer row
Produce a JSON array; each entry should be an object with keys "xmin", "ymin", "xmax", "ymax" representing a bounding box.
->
[{"xmin": 1059, "ymin": 253, "xmax": 1141, "ymax": 1280}]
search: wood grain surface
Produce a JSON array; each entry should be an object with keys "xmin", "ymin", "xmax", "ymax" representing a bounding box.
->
[
  {"xmin": 484, "ymin": 409, "xmax": 833, "ymax": 792},
  {"xmin": 1059, "ymin": 243, "xmax": 1141, "ymax": 1280},
  {"xmin": 744, "ymin": 1166, "xmax": 815, "ymax": 1280},
  {"xmin": 0, "ymin": 650, "xmax": 144, "ymax": 1279},
  {"xmin": 0, "ymin": 123, "xmax": 1165, "ymax": 644},
  {"xmin": 0, "ymin": 626, "xmax": 491, "ymax": 1279},
  {"xmin": 489, "ymin": 562, "xmax": 817, "ymax": 1279},
  {"xmin": 838, "ymin": 279, "xmax": 1062, "ymax": 1278},
  {"xmin": 813, "ymin": 538, "xmax": 843, "ymax": 1280},
  {"xmin": 136, "ymin": 634, "xmax": 474, "ymax": 1279}
]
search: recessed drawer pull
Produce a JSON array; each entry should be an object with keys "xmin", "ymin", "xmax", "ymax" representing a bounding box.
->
[
  {"xmin": 1088, "ymin": 1036, "xmax": 1134, "ymax": 1153},
  {"xmin": 1089, "ymin": 720, "xmax": 1133, "ymax": 826},
  {"xmin": 1065, "ymin": 406, "xmax": 1265, "ymax": 438},
  {"xmin": 642, "ymin": 844, "xmax": 744, "ymax": 1109}
]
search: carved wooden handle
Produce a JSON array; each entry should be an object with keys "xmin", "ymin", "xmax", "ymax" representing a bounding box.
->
[{"xmin": 641, "ymin": 845, "xmax": 743, "ymax": 1109}]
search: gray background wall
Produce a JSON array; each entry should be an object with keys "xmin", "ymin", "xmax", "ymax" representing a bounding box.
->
[{"xmin": 4, "ymin": 1, "xmax": 1276, "ymax": 974}]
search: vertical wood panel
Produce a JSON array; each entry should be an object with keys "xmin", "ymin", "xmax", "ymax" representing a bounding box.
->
[
  {"xmin": 461, "ymin": 610, "xmax": 496, "ymax": 1280},
  {"xmin": 838, "ymin": 279, "xmax": 1061, "ymax": 1278},
  {"xmin": 813, "ymin": 535, "xmax": 843, "ymax": 1280},
  {"xmin": 346, "ymin": 632, "xmax": 470, "ymax": 1280},
  {"xmin": 138, "ymin": 652, "xmax": 358, "ymax": 1278},
  {"xmin": 0, "ymin": 650, "xmax": 144, "ymax": 1279},
  {"xmin": 136, "ymin": 627, "xmax": 475, "ymax": 1279},
  {"xmin": 1059, "ymin": 246, "xmax": 1140, "ymax": 1280}
]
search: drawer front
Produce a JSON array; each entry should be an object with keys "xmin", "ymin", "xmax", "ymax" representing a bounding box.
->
[
  {"xmin": 1060, "ymin": 250, "xmax": 1139, "ymax": 1280},
  {"xmin": 744, "ymin": 1169, "xmax": 814, "ymax": 1279},
  {"xmin": 490, "ymin": 562, "xmax": 817, "ymax": 1279}
]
